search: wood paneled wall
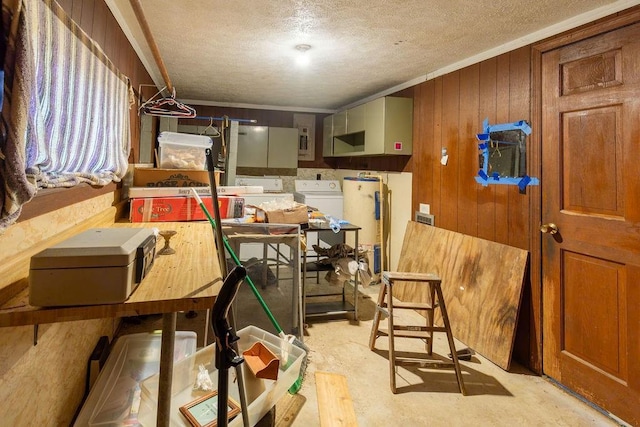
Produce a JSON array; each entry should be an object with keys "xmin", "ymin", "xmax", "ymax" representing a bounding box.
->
[
  {"xmin": 410, "ymin": 46, "xmax": 538, "ymax": 370},
  {"xmin": 411, "ymin": 47, "xmax": 532, "ymax": 247}
]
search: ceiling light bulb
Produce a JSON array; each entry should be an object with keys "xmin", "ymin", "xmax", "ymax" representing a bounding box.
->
[
  {"xmin": 296, "ymin": 54, "xmax": 310, "ymax": 67},
  {"xmin": 295, "ymin": 44, "xmax": 311, "ymax": 67}
]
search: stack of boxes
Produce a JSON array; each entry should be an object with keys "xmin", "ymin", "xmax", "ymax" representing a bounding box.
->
[{"xmin": 129, "ymin": 132, "xmax": 245, "ymax": 222}]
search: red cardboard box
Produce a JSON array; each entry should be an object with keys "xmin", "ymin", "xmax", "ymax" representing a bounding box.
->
[{"xmin": 130, "ymin": 196, "xmax": 244, "ymax": 222}]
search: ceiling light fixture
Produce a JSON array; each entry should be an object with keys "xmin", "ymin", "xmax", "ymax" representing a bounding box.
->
[{"xmin": 295, "ymin": 44, "xmax": 311, "ymax": 67}]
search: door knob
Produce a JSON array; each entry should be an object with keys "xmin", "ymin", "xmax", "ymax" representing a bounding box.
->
[{"xmin": 540, "ymin": 223, "xmax": 559, "ymax": 235}]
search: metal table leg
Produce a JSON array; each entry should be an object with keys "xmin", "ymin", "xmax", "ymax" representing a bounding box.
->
[{"xmin": 354, "ymin": 229, "xmax": 359, "ymax": 320}]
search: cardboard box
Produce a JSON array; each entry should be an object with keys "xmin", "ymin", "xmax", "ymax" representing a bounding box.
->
[
  {"xmin": 133, "ymin": 167, "xmax": 219, "ymax": 188},
  {"xmin": 130, "ymin": 196, "xmax": 244, "ymax": 222},
  {"xmin": 260, "ymin": 202, "xmax": 308, "ymax": 224}
]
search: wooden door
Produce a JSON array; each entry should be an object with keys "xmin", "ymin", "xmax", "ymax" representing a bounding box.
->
[{"xmin": 541, "ymin": 23, "xmax": 640, "ymax": 425}]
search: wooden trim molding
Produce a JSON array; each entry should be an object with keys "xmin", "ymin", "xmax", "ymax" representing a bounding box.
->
[{"xmin": 533, "ymin": 5, "xmax": 640, "ymax": 53}]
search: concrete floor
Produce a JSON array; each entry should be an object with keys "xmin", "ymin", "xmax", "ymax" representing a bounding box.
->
[
  {"xmin": 273, "ymin": 281, "xmax": 622, "ymax": 427},
  {"xmin": 115, "ymin": 269, "xmax": 624, "ymax": 427}
]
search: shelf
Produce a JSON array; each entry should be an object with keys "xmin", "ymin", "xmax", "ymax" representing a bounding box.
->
[
  {"xmin": 305, "ymin": 301, "xmax": 355, "ymax": 318},
  {"xmin": 301, "ymin": 224, "xmax": 361, "ymax": 321}
]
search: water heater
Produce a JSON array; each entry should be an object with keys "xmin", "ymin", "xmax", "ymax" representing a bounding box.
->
[{"xmin": 343, "ymin": 176, "xmax": 385, "ymax": 277}]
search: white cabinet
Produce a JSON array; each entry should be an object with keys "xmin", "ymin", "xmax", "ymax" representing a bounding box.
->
[
  {"xmin": 346, "ymin": 103, "xmax": 366, "ymax": 133},
  {"xmin": 329, "ymin": 96, "xmax": 412, "ymax": 156},
  {"xmin": 237, "ymin": 126, "xmax": 269, "ymax": 167},
  {"xmin": 237, "ymin": 126, "xmax": 297, "ymax": 169},
  {"xmin": 364, "ymin": 97, "xmax": 413, "ymax": 155},
  {"xmin": 267, "ymin": 127, "xmax": 298, "ymax": 168},
  {"xmin": 332, "ymin": 110, "xmax": 347, "ymax": 136}
]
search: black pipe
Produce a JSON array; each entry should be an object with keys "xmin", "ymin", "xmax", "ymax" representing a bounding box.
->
[{"xmin": 211, "ymin": 266, "xmax": 246, "ymax": 427}]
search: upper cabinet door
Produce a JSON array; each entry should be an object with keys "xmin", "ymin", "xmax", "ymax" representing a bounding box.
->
[
  {"xmin": 347, "ymin": 103, "xmax": 366, "ymax": 134},
  {"xmin": 267, "ymin": 127, "xmax": 298, "ymax": 168},
  {"xmin": 333, "ymin": 110, "xmax": 347, "ymax": 136},
  {"xmin": 237, "ymin": 126, "xmax": 269, "ymax": 167}
]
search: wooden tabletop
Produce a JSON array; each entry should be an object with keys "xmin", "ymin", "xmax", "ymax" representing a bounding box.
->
[
  {"xmin": 0, "ymin": 222, "xmax": 223, "ymax": 327},
  {"xmin": 303, "ymin": 222, "xmax": 361, "ymax": 232},
  {"xmin": 223, "ymin": 223, "xmax": 301, "ymax": 249}
]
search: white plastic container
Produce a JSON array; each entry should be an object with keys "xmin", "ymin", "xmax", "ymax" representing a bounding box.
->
[
  {"xmin": 74, "ymin": 331, "xmax": 197, "ymax": 427},
  {"xmin": 158, "ymin": 132, "xmax": 213, "ymax": 169},
  {"xmin": 137, "ymin": 326, "xmax": 306, "ymax": 427}
]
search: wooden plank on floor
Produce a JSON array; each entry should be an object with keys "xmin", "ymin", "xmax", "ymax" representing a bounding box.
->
[
  {"xmin": 315, "ymin": 371, "xmax": 358, "ymax": 427},
  {"xmin": 274, "ymin": 392, "xmax": 306, "ymax": 426},
  {"xmin": 393, "ymin": 221, "xmax": 528, "ymax": 370}
]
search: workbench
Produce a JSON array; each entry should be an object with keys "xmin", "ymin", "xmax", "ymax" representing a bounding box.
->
[{"xmin": 0, "ymin": 221, "xmax": 223, "ymax": 427}]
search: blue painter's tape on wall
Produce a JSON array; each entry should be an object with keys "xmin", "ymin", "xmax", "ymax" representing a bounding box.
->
[
  {"xmin": 485, "ymin": 120, "xmax": 532, "ymax": 135},
  {"xmin": 476, "ymin": 175, "xmax": 539, "ymax": 187},
  {"xmin": 518, "ymin": 176, "xmax": 532, "ymax": 191}
]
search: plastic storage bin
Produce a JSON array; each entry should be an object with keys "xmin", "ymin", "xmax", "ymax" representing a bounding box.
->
[
  {"xmin": 74, "ymin": 331, "xmax": 197, "ymax": 427},
  {"xmin": 137, "ymin": 325, "xmax": 306, "ymax": 427},
  {"xmin": 158, "ymin": 132, "xmax": 213, "ymax": 169}
]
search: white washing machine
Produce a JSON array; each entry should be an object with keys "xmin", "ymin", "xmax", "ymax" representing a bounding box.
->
[
  {"xmin": 293, "ymin": 180, "xmax": 344, "ymax": 219},
  {"xmin": 294, "ymin": 179, "xmax": 344, "ymax": 251},
  {"xmin": 235, "ymin": 176, "xmax": 294, "ymax": 207}
]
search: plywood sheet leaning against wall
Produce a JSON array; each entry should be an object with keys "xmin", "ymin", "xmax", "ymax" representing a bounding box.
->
[
  {"xmin": 393, "ymin": 221, "xmax": 528, "ymax": 370},
  {"xmin": 0, "ymin": 193, "xmax": 120, "ymax": 425}
]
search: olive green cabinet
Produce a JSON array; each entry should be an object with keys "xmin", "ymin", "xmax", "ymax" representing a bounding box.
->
[{"xmin": 327, "ymin": 96, "xmax": 412, "ymax": 157}]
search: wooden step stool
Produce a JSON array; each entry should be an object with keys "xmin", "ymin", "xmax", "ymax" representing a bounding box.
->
[{"xmin": 369, "ymin": 271, "xmax": 466, "ymax": 395}]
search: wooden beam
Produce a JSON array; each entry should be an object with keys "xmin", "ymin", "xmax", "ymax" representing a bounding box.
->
[{"xmin": 129, "ymin": 0, "xmax": 173, "ymax": 93}]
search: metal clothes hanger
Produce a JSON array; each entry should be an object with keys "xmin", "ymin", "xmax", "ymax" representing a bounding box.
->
[
  {"xmin": 139, "ymin": 86, "xmax": 197, "ymax": 118},
  {"xmin": 200, "ymin": 117, "xmax": 221, "ymax": 137}
]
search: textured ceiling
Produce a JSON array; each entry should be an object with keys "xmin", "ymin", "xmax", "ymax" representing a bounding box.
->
[{"xmin": 108, "ymin": 0, "xmax": 638, "ymax": 111}]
